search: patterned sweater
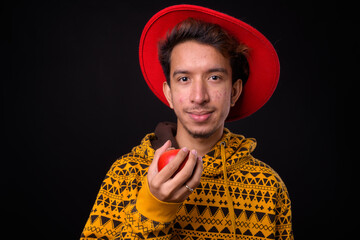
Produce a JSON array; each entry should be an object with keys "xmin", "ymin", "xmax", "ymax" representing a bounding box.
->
[{"xmin": 80, "ymin": 126, "xmax": 293, "ymax": 239}]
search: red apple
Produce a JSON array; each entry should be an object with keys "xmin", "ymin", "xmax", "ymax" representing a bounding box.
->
[{"xmin": 158, "ymin": 149, "xmax": 189, "ymax": 176}]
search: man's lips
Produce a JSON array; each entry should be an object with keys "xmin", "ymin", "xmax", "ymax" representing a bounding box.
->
[{"xmin": 187, "ymin": 111, "xmax": 213, "ymax": 122}]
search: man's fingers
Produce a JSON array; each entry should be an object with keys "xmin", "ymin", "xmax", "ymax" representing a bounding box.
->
[
  {"xmin": 148, "ymin": 140, "xmax": 172, "ymax": 181},
  {"xmin": 168, "ymin": 156, "xmax": 203, "ymax": 202},
  {"xmin": 185, "ymin": 156, "xmax": 203, "ymax": 189},
  {"xmin": 152, "ymin": 140, "xmax": 172, "ymax": 167},
  {"xmin": 157, "ymin": 147, "xmax": 190, "ymax": 180},
  {"xmin": 169, "ymin": 149, "xmax": 198, "ymax": 185},
  {"xmin": 148, "ymin": 144, "xmax": 204, "ymax": 203}
]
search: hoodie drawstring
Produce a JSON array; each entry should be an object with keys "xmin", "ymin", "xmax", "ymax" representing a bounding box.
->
[{"xmin": 220, "ymin": 141, "xmax": 236, "ymax": 240}]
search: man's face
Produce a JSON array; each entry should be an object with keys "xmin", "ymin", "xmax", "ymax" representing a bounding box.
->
[{"xmin": 163, "ymin": 40, "xmax": 242, "ymax": 139}]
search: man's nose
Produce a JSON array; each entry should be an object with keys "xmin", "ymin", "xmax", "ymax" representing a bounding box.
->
[{"xmin": 189, "ymin": 80, "xmax": 210, "ymax": 105}]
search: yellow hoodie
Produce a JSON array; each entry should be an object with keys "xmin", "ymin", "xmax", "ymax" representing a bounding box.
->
[{"xmin": 80, "ymin": 124, "xmax": 293, "ymax": 239}]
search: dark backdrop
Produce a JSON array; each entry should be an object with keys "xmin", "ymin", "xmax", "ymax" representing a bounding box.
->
[{"xmin": 4, "ymin": 0, "xmax": 343, "ymax": 239}]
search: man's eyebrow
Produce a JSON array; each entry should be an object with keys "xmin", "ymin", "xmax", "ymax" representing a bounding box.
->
[
  {"xmin": 172, "ymin": 68, "xmax": 228, "ymax": 77},
  {"xmin": 207, "ymin": 67, "xmax": 228, "ymax": 74},
  {"xmin": 172, "ymin": 70, "xmax": 190, "ymax": 77}
]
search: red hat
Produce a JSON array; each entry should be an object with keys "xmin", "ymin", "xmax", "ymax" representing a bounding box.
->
[{"xmin": 139, "ymin": 4, "xmax": 280, "ymax": 121}]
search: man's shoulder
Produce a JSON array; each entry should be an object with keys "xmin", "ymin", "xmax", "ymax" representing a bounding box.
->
[
  {"xmin": 237, "ymin": 156, "xmax": 287, "ymax": 189},
  {"xmin": 107, "ymin": 133, "xmax": 156, "ymax": 176},
  {"xmin": 226, "ymin": 130, "xmax": 285, "ymax": 187},
  {"xmin": 105, "ymin": 152, "xmax": 150, "ymax": 179}
]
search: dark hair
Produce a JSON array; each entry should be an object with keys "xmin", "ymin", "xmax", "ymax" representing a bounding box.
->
[{"xmin": 158, "ymin": 18, "xmax": 249, "ymax": 85}]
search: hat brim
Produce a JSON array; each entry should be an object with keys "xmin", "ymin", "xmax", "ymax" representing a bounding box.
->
[{"xmin": 139, "ymin": 4, "xmax": 280, "ymax": 121}]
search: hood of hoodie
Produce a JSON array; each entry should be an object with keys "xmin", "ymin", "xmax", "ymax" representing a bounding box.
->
[{"xmin": 131, "ymin": 122, "xmax": 257, "ymax": 177}]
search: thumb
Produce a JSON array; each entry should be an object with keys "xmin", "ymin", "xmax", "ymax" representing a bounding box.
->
[
  {"xmin": 148, "ymin": 140, "xmax": 172, "ymax": 180},
  {"xmin": 154, "ymin": 140, "xmax": 172, "ymax": 160}
]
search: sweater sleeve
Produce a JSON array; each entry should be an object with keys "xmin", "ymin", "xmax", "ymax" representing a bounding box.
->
[
  {"xmin": 80, "ymin": 155, "xmax": 181, "ymax": 240},
  {"xmin": 114, "ymin": 178, "xmax": 181, "ymax": 239},
  {"xmin": 274, "ymin": 175, "xmax": 294, "ymax": 240}
]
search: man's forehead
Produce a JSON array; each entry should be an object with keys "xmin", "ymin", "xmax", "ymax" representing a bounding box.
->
[{"xmin": 170, "ymin": 41, "xmax": 231, "ymax": 72}]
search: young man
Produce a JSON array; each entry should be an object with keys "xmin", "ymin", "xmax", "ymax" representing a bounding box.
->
[{"xmin": 81, "ymin": 5, "xmax": 293, "ymax": 240}]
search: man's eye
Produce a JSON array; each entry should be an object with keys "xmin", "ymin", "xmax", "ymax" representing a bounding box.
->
[
  {"xmin": 210, "ymin": 75, "xmax": 221, "ymax": 80},
  {"xmin": 179, "ymin": 77, "xmax": 189, "ymax": 82}
]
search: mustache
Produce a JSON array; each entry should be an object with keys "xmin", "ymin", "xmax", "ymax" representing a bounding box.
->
[{"xmin": 184, "ymin": 106, "xmax": 215, "ymax": 113}]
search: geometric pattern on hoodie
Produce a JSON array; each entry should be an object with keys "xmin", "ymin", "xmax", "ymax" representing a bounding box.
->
[{"xmin": 80, "ymin": 128, "xmax": 293, "ymax": 240}]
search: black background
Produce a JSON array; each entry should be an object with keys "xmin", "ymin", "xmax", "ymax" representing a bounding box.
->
[{"xmin": 4, "ymin": 0, "xmax": 344, "ymax": 239}]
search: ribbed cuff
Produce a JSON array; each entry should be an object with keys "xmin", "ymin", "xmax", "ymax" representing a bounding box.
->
[{"xmin": 136, "ymin": 177, "xmax": 181, "ymax": 223}]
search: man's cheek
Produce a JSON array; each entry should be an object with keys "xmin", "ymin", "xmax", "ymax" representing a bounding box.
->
[
  {"xmin": 174, "ymin": 95, "xmax": 185, "ymax": 105},
  {"xmin": 214, "ymin": 90, "xmax": 222, "ymax": 100}
]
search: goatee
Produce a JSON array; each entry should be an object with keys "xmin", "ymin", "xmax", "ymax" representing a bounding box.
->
[{"xmin": 183, "ymin": 124, "xmax": 217, "ymax": 139}]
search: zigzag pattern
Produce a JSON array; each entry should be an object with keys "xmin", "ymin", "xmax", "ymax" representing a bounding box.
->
[{"xmin": 80, "ymin": 130, "xmax": 293, "ymax": 239}]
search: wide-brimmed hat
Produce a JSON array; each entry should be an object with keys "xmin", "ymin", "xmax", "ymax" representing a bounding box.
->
[{"xmin": 139, "ymin": 4, "xmax": 280, "ymax": 121}]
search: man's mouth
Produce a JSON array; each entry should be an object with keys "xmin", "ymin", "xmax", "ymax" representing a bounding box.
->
[{"xmin": 187, "ymin": 110, "xmax": 213, "ymax": 122}]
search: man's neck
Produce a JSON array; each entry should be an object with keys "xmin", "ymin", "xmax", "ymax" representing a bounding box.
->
[{"xmin": 175, "ymin": 122, "xmax": 224, "ymax": 157}]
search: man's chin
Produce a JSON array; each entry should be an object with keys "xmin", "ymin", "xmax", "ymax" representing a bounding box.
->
[{"xmin": 184, "ymin": 125, "xmax": 218, "ymax": 139}]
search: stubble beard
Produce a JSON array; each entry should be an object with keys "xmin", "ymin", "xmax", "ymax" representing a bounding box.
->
[{"xmin": 180, "ymin": 119, "xmax": 219, "ymax": 139}]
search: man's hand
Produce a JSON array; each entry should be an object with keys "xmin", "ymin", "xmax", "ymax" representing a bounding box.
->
[{"xmin": 147, "ymin": 140, "xmax": 203, "ymax": 203}]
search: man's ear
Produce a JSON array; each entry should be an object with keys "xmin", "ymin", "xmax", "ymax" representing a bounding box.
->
[
  {"xmin": 231, "ymin": 79, "xmax": 242, "ymax": 107},
  {"xmin": 163, "ymin": 81, "xmax": 174, "ymax": 109}
]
